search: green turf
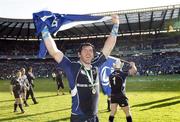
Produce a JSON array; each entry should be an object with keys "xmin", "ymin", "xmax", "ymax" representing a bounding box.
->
[{"xmin": 0, "ymin": 75, "xmax": 180, "ymax": 122}]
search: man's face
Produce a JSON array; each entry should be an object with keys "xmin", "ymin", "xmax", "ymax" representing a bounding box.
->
[
  {"xmin": 29, "ymin": 68, "xmax": 32, "ymax": 72},
  {"xmin": 16, "ymin": 71, "xmax": 21, "ymax": 78},
  {"xmin": 79, "ymin": 46, "xmax": 94, "ymax": 64},
  {"xmin": 21, "ymin": 69, "xmax": 25, "ymax": 75}
]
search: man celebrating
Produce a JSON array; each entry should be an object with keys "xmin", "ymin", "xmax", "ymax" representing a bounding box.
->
[{"xmin": 41, "ymin": 15, "xmax": 119, "ymax": 122}]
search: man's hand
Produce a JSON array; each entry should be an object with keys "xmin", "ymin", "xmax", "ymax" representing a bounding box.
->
[
  {"xmin": 111, "ymin": 15, "xmax": 120, "ymax": 24},
  {"xmin": 129, "ymin": 62, "xmax": 135, "ymax": 67},
  {"xmin": 129, "ymin": 62, "xmax": 137, "ymax": 76}
]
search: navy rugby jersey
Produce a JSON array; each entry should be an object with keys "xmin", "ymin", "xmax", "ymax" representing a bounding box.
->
[
  {"xmin": 10, "ymin": 77, "xmax": 22, "ymax": 92},
  {"xmin": 109, "ymin": 70, "xmax": 128, "ymax": 97},
  {"xmin": 57, "ymin": 53, "xmax": 106, "ymax": 116}
]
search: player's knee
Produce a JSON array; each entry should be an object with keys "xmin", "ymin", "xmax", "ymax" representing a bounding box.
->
[
  {"xmin": 110, "ymin": 108, "xmax": 117, "ymax": 115},
  {"xmin": 122, "ymin": 106, "xmax": 131, "ymax": 116}
]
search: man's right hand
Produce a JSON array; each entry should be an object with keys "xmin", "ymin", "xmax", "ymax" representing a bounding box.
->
[
  {"xmin": 111, "ymin": 15, "xmax": 120, "ymax": 24},
  {"xmin": 129, "ymin": 62, "xmax": 137, "ymax": 76}
]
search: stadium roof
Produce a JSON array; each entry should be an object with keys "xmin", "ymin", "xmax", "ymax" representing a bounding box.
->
[{"xmin": 0, "ymin": 4, "xmax": 180, "ymax": 41}]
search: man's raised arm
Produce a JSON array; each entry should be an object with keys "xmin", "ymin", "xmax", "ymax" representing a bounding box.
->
[
  {"xmin": 41, "ymin": 27, "xmax": 64, "ymax": 63},
  {"xmin": 102, "ymin": 15, "xmax": 120, "ymax": 58}
]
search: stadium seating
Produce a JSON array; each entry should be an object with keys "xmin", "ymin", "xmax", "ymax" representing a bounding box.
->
[{"xmin": 0, "ymin": 35, "xmax": 179, "ymax": 79}]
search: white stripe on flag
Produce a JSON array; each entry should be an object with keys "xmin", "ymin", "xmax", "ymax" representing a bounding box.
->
[{"xmin": 54, "ymin": 16, "xmax": 111, "ymax": 35}]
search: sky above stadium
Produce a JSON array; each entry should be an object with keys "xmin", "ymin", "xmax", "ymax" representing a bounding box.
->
[{"xmin": 0, "ymin": 0, "xmax": 180, "ymax": 19}]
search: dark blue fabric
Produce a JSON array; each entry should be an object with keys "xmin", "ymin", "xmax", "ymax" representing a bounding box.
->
[
  {"xmin": 57, "ymin": 54, "xmax": 106, "ymax": 115},
  {"xmin": 33, "ymin": 10, "xmax": 105, "ymax": 58},
  {"xmin": 33, "ymin": 10, "xmax": 104, "ymax": 35},
  {"xmin": 109, "ymin": 70, "xmax": 128, "ymax": 95},
  {"xmin": 99, "ymin": 56, "xmax": 117, "ymax": 96},
  {"xmin": 38, "ymin": 39, "xmax": 47, "ymax": 58}
]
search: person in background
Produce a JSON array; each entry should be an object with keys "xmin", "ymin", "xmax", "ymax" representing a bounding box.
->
[
  {"xmin": 10, "ymin": 70, "xmax": 25, "ymax": 113},
  {"xmin": 108, "ymin": 59, "xmax": 137, "ymax": 122},
  {"xmin": 26, "ymin": 66, "xmax": 38, "ymax": 104},
  {"xmin": 55, "ymin": 70, "xmax": 65, "ymax": 95},
  {"xmin": 52, "ymin": 71, "xmax": 56, "ymax": 81},
  {"xmin": 20, "ymin": 67, "xmax": 29, "ymax": 107}
]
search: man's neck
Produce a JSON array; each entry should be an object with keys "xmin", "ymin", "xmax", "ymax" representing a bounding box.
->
[{"xmin": 80, "ymin": 61, "xmax": 91, "ymax": 70}]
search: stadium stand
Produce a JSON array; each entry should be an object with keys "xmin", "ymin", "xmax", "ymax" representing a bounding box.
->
[
  {"xmin": 0, "ymin": 35, "xmax": 179, "ymax": 79},
  {"xmin": 0, "ymin": 59, "xmax": 56, "ymax": 79},
  {"xmin": 0, "ymin": 4, "xmax": 180, "ymax": 79}
]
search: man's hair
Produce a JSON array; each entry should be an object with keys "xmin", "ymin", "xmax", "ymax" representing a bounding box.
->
[
  {"xmin": 20, "ymin": 67, "xmax": 25, "ymax": 72},
  {"xmin": 15, "ymin": 70, "xmax": 21, "ymax": 74},
  {"xmin": 14, "ymin": 70, "xmax": 21, "ymax": 77},
  {"xmin": 27, "ymin": 66, "xmax": 32, "ymax": 71},
  {"xmin": 77, "ymin": 42, "xmax": 95, "ymax": 53}
]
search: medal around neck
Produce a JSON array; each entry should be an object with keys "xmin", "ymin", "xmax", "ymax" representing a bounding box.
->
[{"xmin": 92, "ymin": 87, "xmax": 96, "ymax": 94}]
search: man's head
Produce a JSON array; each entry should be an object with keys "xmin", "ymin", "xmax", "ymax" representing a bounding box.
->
[
  {"xmin": 20, "ymin": 68, "xmax": 26, "ymax": 75},
  {"xmin": 113, "ymin": 59, "xmax": 122, "ymax": 70},
  {"xmin": 78, "ymin": 43, "xmax": 95, "ymax": 65},
  {"xmin": 15, "ymin": 70, "xmax": 21, "ymax": 78},
  {"xmin": 28, "ymin": 66, "xmax": 33, "ymax": 72}
]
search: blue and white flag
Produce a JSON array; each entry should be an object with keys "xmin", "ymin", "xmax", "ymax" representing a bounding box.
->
[
  {"xmin": 33, "ymin": 11, "xmax": 111, "ymax": 58},
  {"xmin": 99, "ymin": 56, "xmax": 118, "ymax": 96},
  {"xmin": 33, "ymin": 10, "xmax": 111, "ymax": 36},
  {"xmin": 38, "ymin": 38, "xmax": 47, "ymax": 58}
]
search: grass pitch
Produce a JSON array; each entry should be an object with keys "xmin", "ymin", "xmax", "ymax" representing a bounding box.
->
[{"xmin": 0, "ymin": 75, "xmax": 180, "ymax": 122}]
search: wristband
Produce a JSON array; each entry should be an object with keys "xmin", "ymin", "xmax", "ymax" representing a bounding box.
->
[
  {"xmin": 41, "ymin": 26, "xmax": 50, "ymax": 40},
  {"xmin": 110, "ymin": 24, "xmax": 119, "ymax": 37}
]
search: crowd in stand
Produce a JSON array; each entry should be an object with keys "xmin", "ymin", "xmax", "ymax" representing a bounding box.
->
[
  {"xmin": 0, "ymin": 40, "xmax": 39, "ymax": 56},
  {"xmin": 0, "ymin": 59, "xmax": 56, "ymax": 80},
  {"xmin": 0, "ymin": 53, "xmax": 179, "ymax": 80},
  {"xmin": 0, "ymin": 35, "xmax": 179, "ymax": 56},
  {"xmin": 125, "ymin": 53, "xmax": 180, "ymax": 75},
  {"xmin": 0, "ymin": 36, "xmax": 179, "ymax": 79}
]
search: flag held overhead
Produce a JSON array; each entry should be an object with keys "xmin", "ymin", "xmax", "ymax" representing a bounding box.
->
[
  {"xmin": 38, "ymin": 39, "xmax": 48, "ymax": 58},
  {"xmin": 33, "ymin": 10, "xmax": 111, "ymax": 58},
  {"xmin": 33, "ymin": 10, "xmax": 111, "ymax": 36}
]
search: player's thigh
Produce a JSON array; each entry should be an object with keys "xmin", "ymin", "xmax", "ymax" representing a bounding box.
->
[
  {"xmin": 110, "ymin": 103, "xmax": 118, "ymax": 115},
  {"xmin": 121, "ymin": 106, "xmax": 131, "ymax": 116}
]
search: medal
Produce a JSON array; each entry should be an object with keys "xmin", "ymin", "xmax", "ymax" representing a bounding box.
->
[
  {"xmin": 82, "ymin": 65, "xmax": 97, "ymax": 95},
  {"xmin": 92, "ymin": 88, "xmax": 96, "ymax": 94}
]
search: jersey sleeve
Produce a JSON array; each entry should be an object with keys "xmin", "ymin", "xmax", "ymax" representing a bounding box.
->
[
  {"xmin": 57, "ymin": 56, "xmax": 75, "ymax": 89},
  {"xmin": 92, "ymin": 52, "xmax": 107, "ymax": 67},
  {"xmin": 120, "ymin": 71, "xmax": 128, "ymax": 80},
  {"xmin": 57, "ymin": 56, "xmax": 72, "ymax": 72}
]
